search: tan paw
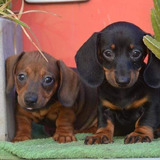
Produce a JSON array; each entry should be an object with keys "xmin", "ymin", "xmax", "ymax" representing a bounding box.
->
[
  {"xmin": 124, "ymin": 132, "xmax": 152, "ymax": 144},
  {"xmin": 53, "ymin": 132, "xmax": 77, "ymax": 143},
  {"xmin": 12, "ymin": 135, "xmax": 31, "ymax": 142}
]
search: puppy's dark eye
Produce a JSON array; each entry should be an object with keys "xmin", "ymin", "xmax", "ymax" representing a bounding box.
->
[
  {"xmin": 103, "ymin": 49, "xmax": 115, "ymax": 61},
  {"xmin": 45, "ymin": 77, "xmax": 53, "ymax": 84},
  {"xmin": 43, "ymin": 76, "xmax": 54, "ymax": 86},
  {"xmin": 130, "ymin": 49, "xmax": 142, "ymax": 60},
  {"xmin": 17, "ymin": 73, "xmax": 27, "ymax": 82}
]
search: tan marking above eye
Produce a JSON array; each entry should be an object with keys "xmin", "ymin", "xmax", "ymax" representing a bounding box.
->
[
  {"xmin": 111, "ymin": 44, "xmax": 115, "ymax": 49},
  {"xmin": 130, "ymin": 44, "xmax": 134, "ymax": 49}
]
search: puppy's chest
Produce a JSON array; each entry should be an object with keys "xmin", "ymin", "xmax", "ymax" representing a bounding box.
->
[
  {"xmin": 31, "ymin": 102, "xmax": 61, "ymax": 123},
  {"xmin": 100, "ymin": 88, "xmax": 149, "ymax": 110}
]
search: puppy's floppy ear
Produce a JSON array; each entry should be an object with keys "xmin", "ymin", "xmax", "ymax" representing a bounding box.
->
[
  {"xmin": 5, "ymin": 52, "xmax": 25, "ymax": 94},
  {"xmin": 57, "ymin": 60, "xmax": 80, "ymax": 107},
  {"xmin": 75, "ymin": 32, "xmax": 104, "ymax": 87},
  {"xmin": 144, "ymin": 50, "xmax": 160, "ymax": 88}
]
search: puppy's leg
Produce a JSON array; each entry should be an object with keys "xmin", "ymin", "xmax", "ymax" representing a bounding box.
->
[
  {"xmin": 53, "ymin": 107, "xmax": 77, "ymax": 143},
  {"xmin": 12, "ymin": 106, "xmax": 32, "ymax": 142},
  {"xmin": 124, "ymin": 125, "xmax": 153, "ymax": 144},
  {"xmin": 84, "ymin": 104, "xmax": 114, "ymax": 145},
  {"xmin": 124, "ymin": 103, "xmax": 156, "ymax": 144}
]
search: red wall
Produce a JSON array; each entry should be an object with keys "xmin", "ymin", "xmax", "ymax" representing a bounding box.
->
[{"xmin": 12, "ymin": 0, "xmax": 154, "ymax": 67}]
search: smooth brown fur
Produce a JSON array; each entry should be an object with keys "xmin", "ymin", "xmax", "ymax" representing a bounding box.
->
[{"xmin": 6, "ymin": 51, "xmax": 97, "ymax": 143}]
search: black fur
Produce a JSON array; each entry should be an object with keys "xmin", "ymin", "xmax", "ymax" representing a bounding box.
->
[{"xmin": 75, "ymin": 21, "xmax": 160, "ymax": 144}]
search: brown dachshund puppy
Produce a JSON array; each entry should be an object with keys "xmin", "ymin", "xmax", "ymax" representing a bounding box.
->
[
  {"xmin": 6, "ymin": 51, "xmax": 97, "ymax": 143},
  {"xmin": 75, "ymin": 21, "xmax": 160, "ymax": 144}
]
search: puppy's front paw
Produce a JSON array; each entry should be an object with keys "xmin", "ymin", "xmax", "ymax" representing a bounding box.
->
[
  {"xmin": 84, "ymin": 134, "xmax": 113, "ymax": 145},
  {"xmin": 53, "ymin": 132, "xmax": 77, "ymax": 143},
  {"xmin": 124, "ymin": 132, "xmax": 152, "ymax": 144},
  {"xmin": 12, "ymin": 135, "xmax": 31, "ymax": 142}
]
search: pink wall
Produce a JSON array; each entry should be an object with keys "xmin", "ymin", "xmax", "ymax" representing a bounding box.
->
[{"xmin": 12, "ymin": 0, "xmax": 154, "ymax": 67}]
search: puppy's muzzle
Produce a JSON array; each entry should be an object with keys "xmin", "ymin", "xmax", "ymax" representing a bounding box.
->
[
  {"xmin": 24, "ymin": 92, "xmax": 38, "ymax": 107},
  {"xmin": 115, "ymin": 76, "xmax": 130, "ymax": 87}
]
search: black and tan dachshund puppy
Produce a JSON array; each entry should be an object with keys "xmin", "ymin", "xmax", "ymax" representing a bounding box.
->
[{"xmin": 75, "ymin": 21, "xmax": 160, "ymax": 144}]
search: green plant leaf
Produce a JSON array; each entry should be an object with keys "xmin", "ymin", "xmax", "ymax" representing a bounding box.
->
[
  {"xmin": 0, "ymin": 0, "xmax": 48, "ymax": 61},
  {"xmin": 143, "ymin": 35, "xmax": 160, "ymax": 59},
  {"xmin": 0, "ymin": 10, "xmax": 30, "ymax": 28},
  {"xmin": 11, "ymin": 18, "xmax": 30, "ymax": 29},
  {"xmin": 0, "ymin": 0, "xmax": 11, "ymax": 11},
  {"xmin": 151, "ymin": 8, "xmax": 160, "ymax": 41},
  {"xmin": 153, "ymin": 0, "xmax": 160, "ymax": 12}
]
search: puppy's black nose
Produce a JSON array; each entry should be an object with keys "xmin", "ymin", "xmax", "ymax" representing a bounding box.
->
[
  {"xmin": 116, "ymin": 77, "xmax": 130, "ymax": 87},
  {"xmin": 24, "ymin": 93, "xmax": 38, "ymax": 106}
]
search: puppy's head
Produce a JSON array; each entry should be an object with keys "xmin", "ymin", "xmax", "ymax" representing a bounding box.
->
[
  {"xmin": 98, "ymin": 22, "xmax": 147, "ymax": 88},
  {"xmin": 6, "ymin": 51, "xmax": 79, "ymax": 111},
  {"xmin": 75, "ymin": 21, "xmax": 160, "ymax": 88}
]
